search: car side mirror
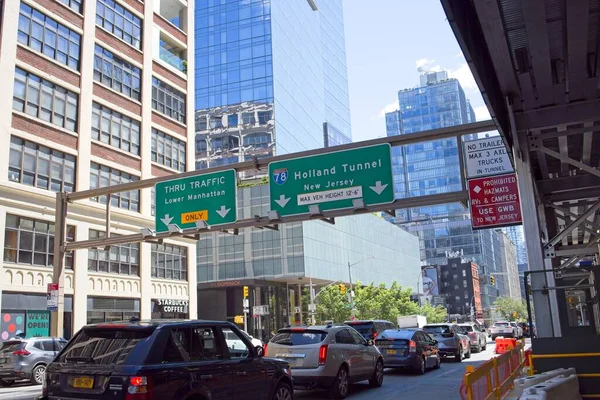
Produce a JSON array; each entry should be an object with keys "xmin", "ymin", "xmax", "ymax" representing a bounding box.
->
[
  {"xmin": 254, "ymin": 345, "xmax": 264, "ymax": 357},
  {"xmin": 367, "ymin": 340, "xmax": 374, "ymax": 346}
]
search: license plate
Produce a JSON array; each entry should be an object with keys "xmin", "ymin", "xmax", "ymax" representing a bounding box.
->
[
  {"xmin": 386, "ymin": 349, "xmax": 397, "ymax": 355},
  {"xmin": 72, "ymin": 376, "xmax": 94, "ymax": 389}
]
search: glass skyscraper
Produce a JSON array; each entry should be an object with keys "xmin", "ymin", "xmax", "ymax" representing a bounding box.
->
[
  {"xmin": 194, "ymin": 0, "xmax": 351, "ymax": 172},
  {"xmin": 385, "ymin": 71, "xmax": 507, "ymax": 313}
]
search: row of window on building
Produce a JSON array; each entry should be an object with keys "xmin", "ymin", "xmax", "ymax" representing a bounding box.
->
[
  {"xmin": 8, "ymin": 135, "xmax": 183, "ymax": 212},
  {"xmin": 3, "ymin": 214, "xmax": 188, "ymax": 280},
  {"xmin": 17, "ymin": 3, "xmax": 186, "ymax": 123},
  {"xmin": 195, "ymin": 110, "xmax": 273, "ymax": 131}
]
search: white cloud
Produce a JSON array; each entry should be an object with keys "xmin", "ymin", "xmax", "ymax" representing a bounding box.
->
[
  {"xmin": 415, "ymin": 58, "xmax": 434, "ymax": 68},
  {"xmin": 448, "ymin": 63, "xmax": 477, "ymax": 90},
  {"xmin": 474, "ymin": 105, "xmax": 491, "ymax": 121},
  {"xmin": 415, "ymin": 58, "xmax": 441, "ymax": 72},
  {"xmin": 377, "ymin": 100, "xmax": 399, "ymax": 118}
]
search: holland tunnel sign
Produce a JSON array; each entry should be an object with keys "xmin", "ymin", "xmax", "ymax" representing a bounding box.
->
[
  {"xmin": 268, "ymin": 144, "xmax": 394, "ymax": 217},
  {"xmin": 468, "ymin": 173, "xmax": 522, "ymax": 229}
]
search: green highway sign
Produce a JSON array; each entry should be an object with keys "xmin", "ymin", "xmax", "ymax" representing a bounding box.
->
[
  {"xmin": 155, "ymin": 169, "xmax": 237, "ymax": 232},
  {"xmin": 269, "ymin": 144, "xmax": 394, "ymax": 216}
]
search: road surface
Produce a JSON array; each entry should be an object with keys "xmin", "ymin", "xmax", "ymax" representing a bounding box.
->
[{"xmin": 0, "ymin": 339, "xmax": 510, "ymax": 400}]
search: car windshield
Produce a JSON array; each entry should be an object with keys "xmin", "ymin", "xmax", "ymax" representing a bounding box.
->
[
  {"xmin": 270, "ymin": 330, "xmax": 327, "ymax": 346},
  {"xmin": 460, "ymin": 325, "xmax": 474, "ymax": 332},
  {"xmin": 0, "ymin": 341, "xmax": 23, "ymax": 353},
  {"xmin": 56, "ymin": 328, "xmax": 152, "ymax": 365},
  {"xmin": 494, "ymin": 322, "xmax": 509, "ymax": 327},
  {"xmin": 423, "ymin": 325, "xmax": 451, "ymax": 335}
]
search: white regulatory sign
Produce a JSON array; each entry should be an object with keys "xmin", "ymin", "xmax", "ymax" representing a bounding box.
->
[{"xmin": 464, "ymin": 137, "xmax": 514, "ymax": 178}]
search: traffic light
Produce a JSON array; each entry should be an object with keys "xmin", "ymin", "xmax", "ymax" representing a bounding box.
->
[
  {"xmin": 243, "ymin": 286, "xmax": 249, "ymax": 298},
  {"xmin": 339, "ymin": 284, "xmax": 346, "ymax": 294},
  {"xmin": 490, "ymin": 276, "xmax": 495, "ymax": 286}
]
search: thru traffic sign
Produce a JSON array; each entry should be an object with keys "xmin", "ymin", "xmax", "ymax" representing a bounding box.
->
[
  {"xmin": 154, "ymin": 169, "xmax": 237, "ymax": 232},
  {"xmin": 268, "ymin": 144, "xmax": 394, "ymax": 216}
]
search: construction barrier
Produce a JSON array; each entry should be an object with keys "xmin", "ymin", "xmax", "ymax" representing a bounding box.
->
[
  {"xmin": 504, "ymin": 368, "xmax": 577, "ymax": 400},
  {"xmin": 520, "ymin": 374, "xmax": 582, "ymax": 400},
  {"xmin": 460, "ymin": 340, "xmax": 526, "ymax": 400},
  {"xmin": 496, "ymin": 337, "xmax": 518, "ymax": 354},
  {"xmin": 529, "ymin": 352, "xmax": 600, "ymax": 398}
]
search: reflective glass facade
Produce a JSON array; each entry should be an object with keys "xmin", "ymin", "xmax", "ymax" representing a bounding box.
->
[
  {"xmin": 194, "ymin": 0, "xmax": 351, "ymax": 170},
  {"xmin": 385, "ymin": 73, "xmax": 507, "ymax": 310},
  {"xmin": 197, "ymin": 185, "xmax": 420, "ymax": 288}
]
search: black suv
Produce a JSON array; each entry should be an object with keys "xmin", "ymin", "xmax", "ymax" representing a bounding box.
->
[
  {"xmin": 343, "ymin": 320, "xmax": 396, "ymax": 340},
  {"xmin": 39, "ymin": 319, "xmax": 293, "ymax": 400}
]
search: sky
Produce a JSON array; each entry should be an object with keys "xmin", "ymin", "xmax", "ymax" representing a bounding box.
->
[{"xmin": 343, "ymin": 0, "xmax": 491, "ymax": 142}]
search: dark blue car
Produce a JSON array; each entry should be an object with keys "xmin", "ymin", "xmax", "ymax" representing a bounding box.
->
[
  {"xmin": 374, "ymin": 328, "xmax": 441, "ymax": 374},
  {"xmin": 38, "ymin": 319, "xmax": 293, "ymax": 400}
]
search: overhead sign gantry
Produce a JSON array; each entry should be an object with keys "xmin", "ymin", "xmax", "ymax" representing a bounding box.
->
[{"xmin": 49, "ymin": 120, "xmax": 496, "ymax": 338}]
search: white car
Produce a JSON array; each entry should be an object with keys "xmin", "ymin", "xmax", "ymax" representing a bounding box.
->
[
  {"xmin": 510, "ymin": 322, "xmax": 523, "ymax": 339},
  {"xmin": 225, "ymin": 330, "xmax": 263, "ymax": 349},
  {"xmin": 241, "ymin": 330, "xmax": 264, "ymax": 348},
  {"xmin": 489, "ymin": 321, "xmax": 516, "ymax": 339}
]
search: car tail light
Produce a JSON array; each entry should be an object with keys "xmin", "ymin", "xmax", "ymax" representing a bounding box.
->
[
  {"xmin": 13, "ymin": 349, "xmax": 30, "ymax": 356},
  {"xmin": 318, "ymin": 344, "xmax": 328, "ymax": 365},
  {"xmin": 409, "ymin": 340, "xmax": 417, "ymax": 353},
  {"xmin": 263, "ymin": 343, "xmax": 268, "ymax": 356},
  {"xmin": 373, "ymin": 332, "xmax": 378, "ymax": 339},
  {"xmin": 126, "ymin": 376, "xmax": 152, "ymax": 399}
]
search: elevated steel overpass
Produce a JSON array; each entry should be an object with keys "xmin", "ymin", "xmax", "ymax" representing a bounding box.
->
[{"xmin": 441, "ymin": 0, "xmax": 600, "ymax": 393}]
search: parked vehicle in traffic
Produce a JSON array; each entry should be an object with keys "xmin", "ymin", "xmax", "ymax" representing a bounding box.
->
[
  {"xmin": 241, "ymin": 330, "xmax": 264, "ymax": 347},
  {"xmin": 39, "ymin": 319, "xmax": 293, "ymax": 400},
  {"xmin": 458, "ymin": 323, "xmax": 487, "ymax": 353},
  {"xmin": 266, "ymin": 324, "xmax": 384, "ymax": 399},
  {"xmin": 517, "ymin": 322, "xmax": 531, "ymax": 338},
  {"xmin": 374, "ymin": 328, "xmax": 440, "ymax": 374},
  {"xmin": 0, "ymin": 337, "xmax": 67, "ymax": 386},
  {"xmin": 510, "ymin": 322, "xmax": 524, "ymax": 339},
  {"xmin": 489, "ymin": 321, "xmax": 516, "ymax": 339},
  {"xmin": 343, "ymin": 320, "xmax": 396, "ymax": 340},
  {"xmin": 423, "ymin": 323, "xmax": 471, "ymax": 362}
]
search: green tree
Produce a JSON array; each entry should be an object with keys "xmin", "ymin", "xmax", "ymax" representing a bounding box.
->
[
  {"xmin": 353, "ymin": 281, "xmax": 421, "ymax": 321},
  {"xmin": 315, "ymin": 285, "xmax": 351, "ymax": 323},
  {"xmin": 493, "ymin": 296, "xmax": 528, "ymax": 321},
  {"xmin": 418, "ymin": 303, "xmax": 448, "ymax": 323}
]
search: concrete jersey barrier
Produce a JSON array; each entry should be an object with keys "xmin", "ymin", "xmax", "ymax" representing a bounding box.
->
[
  {"xmin": 520, "ymin": 374, "xmax": 582, "ymax": 400},
  {"xmin": 504, "ymin": 368, "xmax": 577, "ymax": 400}
]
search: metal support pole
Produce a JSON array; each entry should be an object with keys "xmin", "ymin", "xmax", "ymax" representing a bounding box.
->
[
  {"xmin": 507, "ymin": 97, "xmax": 561, "ymax": 338},
  {"xmin": 50, "ymin": 192, "xmax": 68, "ymax": 338},
  {"xmin": 348, "ymin": 261, "xmax": 355, "ymax": 318},
  {"xmin": 105, "ymin": 199, "xmax": 111, "ymax": 238}
]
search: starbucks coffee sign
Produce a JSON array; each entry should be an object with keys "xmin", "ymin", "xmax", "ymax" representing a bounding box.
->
[{"xmin": 156, "ymin": 299, "xmax": 189, "ymax": 313}]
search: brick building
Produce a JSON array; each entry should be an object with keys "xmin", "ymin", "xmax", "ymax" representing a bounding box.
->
[
  {"xmin": 0, "ymin": 0, "xmax": 195, "ymax": 340},
  {"xmin": 439, "ymin": 258, "xmax": 483, "ymax": 320}
]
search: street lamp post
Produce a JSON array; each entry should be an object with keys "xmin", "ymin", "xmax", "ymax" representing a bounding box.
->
[{"xmin": 347, "ymin": 256, "xmax": 375, "ymax": 319}]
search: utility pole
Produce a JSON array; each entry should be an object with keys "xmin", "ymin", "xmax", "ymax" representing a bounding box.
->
[
  {"xmin": 307, "ymin": 278, "xmax": 317, "ymax": 326},
  {"xmin": 50, "ymin": 192, "xmax": 68, "ymax": 338},
  {"xmin": 348, "ymin": 261, "xmax": 356, "ymax": 319}
]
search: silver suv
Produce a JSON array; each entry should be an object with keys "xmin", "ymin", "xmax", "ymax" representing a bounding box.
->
[
  {"xmin": 0, "ymin": 337, "xmax": 66, "ymax": 386},
  {"xmin": 266, "ymin": 324, "xmax": 384, "ymax": 399}
]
